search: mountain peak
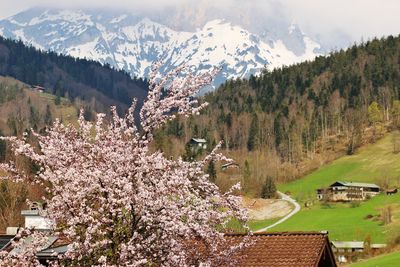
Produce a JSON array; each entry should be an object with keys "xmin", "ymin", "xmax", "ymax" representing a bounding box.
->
[
  {"xmin": 202, "ymin": 19, "xmax": 226, "ymax": 28},
  {"xmin": 0, "ymin": 8, "xmax": 322, "ymax": 89}
]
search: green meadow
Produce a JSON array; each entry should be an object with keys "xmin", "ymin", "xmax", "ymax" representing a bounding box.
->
[
  {"xmin": 249, "ymin": 218, "xmax": 280, "ymax": 232},
  {"xmin": 258, "ymin": 134, "xmax": 400, "ymax": 243},
  {"xmin": 348, "ymin": 251, "xmax": 400, "ymax": 267}
]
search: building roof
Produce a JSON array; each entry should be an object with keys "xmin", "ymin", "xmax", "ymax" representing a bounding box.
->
[
  {"xmin": 221, "ymin": 162, "xmax": 240, "ymax": 168},
  {"xmin": 371, "ymin": 243, "xmax": 387, "ymax": 249},
  {"xmin": 226, "ymin": 232, "xmax": 337, "ymax": 267},
  {"xmin": 331, "ymin": 241, "xmax": 387, "ymax": 249},
  {"xmin": 190, "ymin": 138, "xmax": 207, "ymax": 143},
  {"xmin": 10, "ymin": 236, "xmax": 58, "ymax": 255},
  {"xmin": 21, "ymin": 210, "xmax": 40, "ymax": 216},
  {"xmin": 0, "ymin": 235, "xmax": 14, "ymax": 250},
  {"xmin": 2, "ymin": 231, "xmax": 337, "ymax": 266},
  {"xmin": 331, "ymin": 241, "xmax": 364, "ymax": 249},
  {"xmin": 37, "ymin": 245, "xmax": 69, "ymax": 259},
  {"xmin": 330, "ymin": 181, "xmax": 380, "ymax": 189}
]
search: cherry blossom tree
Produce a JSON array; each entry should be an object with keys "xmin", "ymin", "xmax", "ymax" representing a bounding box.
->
[{"xmin": 0, "ymin": 63, "xmax": 249, "ymax": 266}]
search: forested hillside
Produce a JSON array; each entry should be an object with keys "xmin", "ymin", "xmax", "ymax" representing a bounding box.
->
[
  {"xmin": 0, "ymin": 75, "xmax": 83, "ymax": 231},
  {"xmin": 159, "ymin": 35, "xmax": 400, "ymax": 195},
  {"xmin": 0, "ymin": 38, "xmax": 150, "ymax": 232},
  {"xmin": 0, "ymin": 36, "xmax": 148, "ymax": 113}
]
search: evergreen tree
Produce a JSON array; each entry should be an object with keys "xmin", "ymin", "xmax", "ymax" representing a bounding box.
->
[
  {"xmin": 44, "ymin": 104, "xmax": 52, "ymax": 126},
  {"xmin": 261, "ymin": 176, "xmax": 277, "ymax": 199},
  {"xmin": 392, "ymin": 100, "xmax": 400, "ymax": 129},
  {"xmin": 182, "ymin": 143, "xmax": 196, "ymax": 162},
  {"xmin": 0, "ymin": 130, "xmax": 6, "ymax": 162},
  {"xmin": 0, "ymin": 36, "xmax": 148, "ymax": 112},
  {"xmin": 54, "ymin": 78, "xmax": 64, "ymax": 97},
  {"xmin": 29, "ymin": 105, "xmax": 39, "ymax": 131},
  {"xmin": 368, "ymin": 101, "xmax": 382, "ymax": 140},
  {"xmin": 242, "ymin": 160, "xmax": 251, "ymax": 192},
  {"xmin": 247, "ymin": 113, "xmax": 258, "ymax": 151},
  {"xmin": 154, "ymin": 130, "xmax": 166, "ymax": 152},
  {"xmin": 368, "ymin": 101, "xmax": 382, "ymax": 125},
  {"xmin": 206, "ymin": 160, "xmax": 217, "ymax": 183},
  {"xmin": 83, "ymin": 107, "xmax": 93, "ymax": 121},
  {"xmin": 54, "ymin": 94, "xmax": 61, "ymax": 105}
]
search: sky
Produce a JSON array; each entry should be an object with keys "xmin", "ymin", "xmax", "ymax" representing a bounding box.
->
[{"xmin": 1, "ymin": 0, "xmax": 400, "ymax": 48}]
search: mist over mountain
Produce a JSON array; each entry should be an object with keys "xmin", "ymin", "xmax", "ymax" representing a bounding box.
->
[{"xmin": 0, "ymin": 7, "xmax": 324, "ymax": 89}]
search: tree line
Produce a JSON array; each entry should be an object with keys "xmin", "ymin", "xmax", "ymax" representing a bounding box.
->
[
  {"xmin": 0, "ymin": 36, "xmax": 148, "ymax": 114},
  {"xmin": 158, "ymin": 34, "xmax": 400, "ymax": 193}
]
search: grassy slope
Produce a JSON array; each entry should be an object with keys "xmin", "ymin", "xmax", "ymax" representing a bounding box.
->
[
  {"xmin": 280, "ymin": 134, "xmax": 400, "ymax": 198},
  {"xmin": 348, "ymin": 251, "xmax": 400, "ymax": 267},
  {"xmin": 0, "ymin": 76, "xmax": 78, "ymax": 133},
  {"xmin": 269, "ymin": 134, "xmax": 400, "ymax": 243},
  {"xmin": 249, "ymin": 218, "xmax": 281, "ymax": 231}
]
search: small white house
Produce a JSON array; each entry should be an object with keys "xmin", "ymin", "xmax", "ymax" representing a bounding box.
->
[
  {"xmin": 189, "ymin": 138, "xmax": 207, "ymax": 150},
  {"xmin": 21, "ymin": 202, "xmax": 53, "ymax": 230}
]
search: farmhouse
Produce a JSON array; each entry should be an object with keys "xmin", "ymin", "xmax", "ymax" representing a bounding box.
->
[
  {"xmin": 316, "ymin": 181, "xmax": 380, "ymax": 201},
  {"xmin": 31, "ymin": 85, "xmax": 45, "ymax": 93},
  {"xmin": 331, "ymin": 241, "xmax": 387, "ymax": 263},
  {"xmin": 189, "ymin": 138, "xmax": 207, "ymax": 151}
]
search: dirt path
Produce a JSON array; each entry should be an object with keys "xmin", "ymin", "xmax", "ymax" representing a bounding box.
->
[
  {"xmin": 243, "ymin": 196, "xmax": 293, "ymax": 221},
  {"xmin": 254, "ymin": 191, "xmax": 301, "ymax": 232}
]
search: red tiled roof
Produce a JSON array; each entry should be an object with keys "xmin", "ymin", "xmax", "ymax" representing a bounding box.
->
[{"xmin": 226, "ymin": 232, "xmax": 337, "ymax": 267}]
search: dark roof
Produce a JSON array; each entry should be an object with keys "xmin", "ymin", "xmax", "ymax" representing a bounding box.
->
[
  {"xmin": 330, "ymin": 181, "xmax": 380, "ymax": 189},
  {"xmin": 190, "ymin": 138, "xmax": 207, "ymax": 143},
  {"xmin": 331, "ymin": 241, "xmax": 386, "ymax": 249},
  {"xmin": 226, "ymin": 232, "xmax": 337, "ymax": 267},
  {"xmin": 0, "ymin": 235, "xmax": 14, "ymax": 250},
  {"xmin": 221, "ymin": 162, "xmax": 240, "ymax": 168},
  {"xmin": 2, "ymin": 231, "xmax": 337, "ymax": 266},
  {"xmin": 37, "ymin": 245, "xmax": 68, "ymax": 260}
]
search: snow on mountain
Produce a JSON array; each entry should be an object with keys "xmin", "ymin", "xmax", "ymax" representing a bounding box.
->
[{"xmin": 0, "ymin": 8, "xmax": 322, "ymax": 89}]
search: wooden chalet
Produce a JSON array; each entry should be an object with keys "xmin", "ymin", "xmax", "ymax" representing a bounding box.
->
[{"xmin": 317, "ymin": 181, "xmax": 380, "ymax": 201}]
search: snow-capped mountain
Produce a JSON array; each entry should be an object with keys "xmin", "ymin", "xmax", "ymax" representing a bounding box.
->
[{"xmin": 0, "ymin": 8, "xmax": 322, "ymax": 89}]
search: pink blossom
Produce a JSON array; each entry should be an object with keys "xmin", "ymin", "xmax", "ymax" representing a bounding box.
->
[{"xmin": 0, "ymin": 63, "xmax": 249, "ymax": 266}]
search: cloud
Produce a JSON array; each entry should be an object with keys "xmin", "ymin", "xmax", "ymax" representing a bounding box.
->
[
  {"xmin": 1, "ymin": 0, "xmax": 400, "ymax": 49},
  {"xmin": 282, "ymin": 0, "xmax": 400, "ymax": 44}
]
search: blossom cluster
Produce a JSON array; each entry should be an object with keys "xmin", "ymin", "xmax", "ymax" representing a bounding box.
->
[{"xmin": 0, "ymin": 64, "xmax": 249, "ymax": 266}]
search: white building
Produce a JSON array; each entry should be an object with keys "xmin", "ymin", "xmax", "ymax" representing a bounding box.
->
[
  {"xmin": 20, "ymin": 202, "xmax": 53, "ymax": 230},
  {"xmin": 317, "ymin": 181, "xmax": 380, "ymax": 201}
]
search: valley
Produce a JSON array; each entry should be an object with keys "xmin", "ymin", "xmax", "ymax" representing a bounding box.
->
[
  {"xmin": 0, "ymin": 2, "xmax": 400, "ymax": 265},
  {"xmin": 247, "ymin": 133, "xmax": 400, "ymax": 242}
]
